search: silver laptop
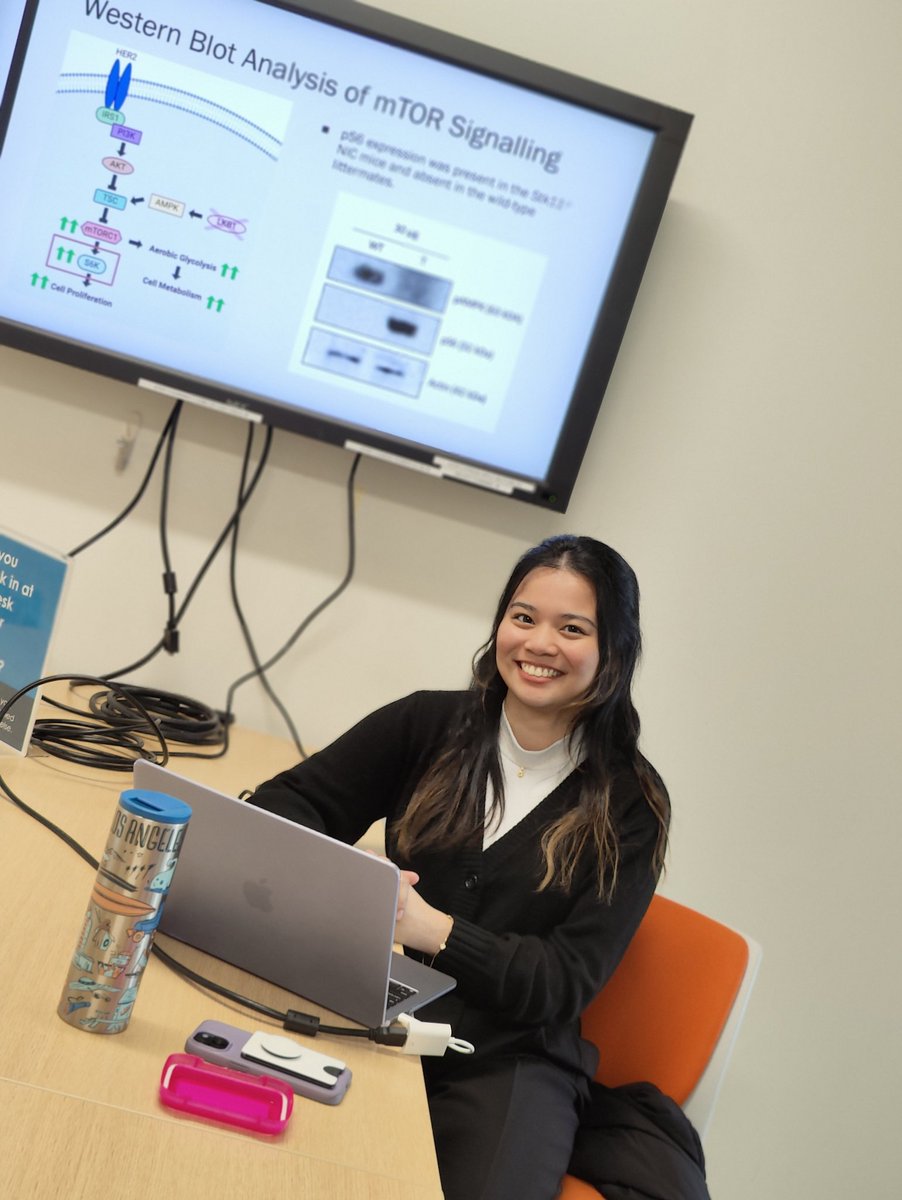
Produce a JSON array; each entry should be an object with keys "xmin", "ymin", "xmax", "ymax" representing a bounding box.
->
[{"xmin": 133, "ymin": 760, "xmax": 456, "ymax": 1027}]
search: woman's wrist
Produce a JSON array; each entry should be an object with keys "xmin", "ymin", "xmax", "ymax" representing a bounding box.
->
[
  {"xmin": 394, "ymin": 887, "xmax": 453, "ymax": 954},
  {"xmin": 435, "ymin": 912, "xmax": 454, "ymax": 955},
  {"xmin": 429, "ymin": 913, "xmax": 454, "ymax": 964}
]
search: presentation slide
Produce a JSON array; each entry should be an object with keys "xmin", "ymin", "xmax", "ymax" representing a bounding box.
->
[{"xmin": 0, "ymin": 0, "xmax": 654, "ymax": 481}]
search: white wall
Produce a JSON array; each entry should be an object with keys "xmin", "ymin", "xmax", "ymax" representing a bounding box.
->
[{"xmin": 2, "ymin": 1, "xmax": 900, "ymax": 1194}]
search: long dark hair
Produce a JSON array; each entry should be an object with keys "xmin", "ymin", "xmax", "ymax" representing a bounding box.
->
[{"xmin": 393, "ymin": 535, "xmax": 670, "ymax": 899}]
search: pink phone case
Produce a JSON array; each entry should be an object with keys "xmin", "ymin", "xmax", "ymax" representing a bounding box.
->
[{"xmin": 160, "ymin": 1052, "xmax": 293, "ymax": 1134}]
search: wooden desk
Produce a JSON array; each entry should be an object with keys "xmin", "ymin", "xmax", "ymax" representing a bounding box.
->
[{"xmin": 0, "ymin": 726, "xmax": 443, "ymax": 1200}]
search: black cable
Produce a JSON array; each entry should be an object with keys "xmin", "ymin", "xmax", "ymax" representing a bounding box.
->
[
  {"xmin": 103, "ymin": 418, "xmax": 272, "ymax": 682},
  {"xmin": 67, "ymin": 402, "xmax": 182, "ymax": 558},
  {"xmin": 226, "ymin": 426, "xmax": 303, "ymax": 755},
  {"xmin": 158, "ymin": 401, "xmax": 183, "ymax": 652},
  {"xmin": 221, "ymin": 452, "xmax": 361, "ymax": 759},
  {"xmin": 0, "ymin": 766, "xmax": 279, "ymax": 1017},
  {"xmin": 100, "ymin": 631, "xmax": 167, "ymax": 681},
  {"xmin": 170, "ymin": 422, "xmax": 272, "ymax": 638},
  {"xmin": 88, "ymin": 686, "xmax": 226, "ymax": 748},
  {"xmin": 29, "ymin": 682, "xmax": 225, "ymax": 767},
  {"xmin": 31, "ymin": 721, "xmax": 150, "ymax": 770},
  {"xmin": 67, "ymin": 421, "xmax": 353, "ymax": 758},
  {"xmin": 150, "ymin": 941, "xmax": 285, "ymax": 1021},
  {"xmin": 0, "ymin": 674, "xmax": 169, "ymax": 768},
  {"xmin": 0, "ymin": 772, "xmax": 102, "ymax": 870}
]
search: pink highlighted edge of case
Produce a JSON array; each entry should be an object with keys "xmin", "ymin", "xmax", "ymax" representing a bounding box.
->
[{"xmin": 160, "ymin": 1052, "xmax": 294, "ymax": 1135}]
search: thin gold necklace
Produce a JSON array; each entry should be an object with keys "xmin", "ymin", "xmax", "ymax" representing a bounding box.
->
[{"xmin": 500, "ymin": 748, "xmax": 527, "ymax": 778}]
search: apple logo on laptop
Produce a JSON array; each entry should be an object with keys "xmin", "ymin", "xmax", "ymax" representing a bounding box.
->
[{"xmin": 242, "ymin": 878, "xmax": 274, "ymax": 912}]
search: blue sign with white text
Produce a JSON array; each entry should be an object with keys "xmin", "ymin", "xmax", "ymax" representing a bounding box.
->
[{"xmin": 0, "ymin": 529, "xmax": 69, "ymax": 754}]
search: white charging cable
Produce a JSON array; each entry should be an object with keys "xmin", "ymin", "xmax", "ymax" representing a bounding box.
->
[{"xmin": 396, "ymin": 1013, "xmax": 475, "ymax": 1056}]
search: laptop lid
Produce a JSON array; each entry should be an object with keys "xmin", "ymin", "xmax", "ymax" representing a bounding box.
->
[{"xmin": 133, "ymin": 761, "xmax": 455, "ymax": 1028}]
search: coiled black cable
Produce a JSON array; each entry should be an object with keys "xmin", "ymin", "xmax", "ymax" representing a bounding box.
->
[
  {"xmin": 0, "ymin": 674, "xmax": 169, "ymax": 769},
  {"xmin": 88, "ymin": 685, "xmax": 227, "ymax": 748}
]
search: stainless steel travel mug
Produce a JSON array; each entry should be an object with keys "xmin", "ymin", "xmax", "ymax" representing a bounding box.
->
[{"xmin": 57, "ymin": 787, "xmax": 191, "ymax": 1034}]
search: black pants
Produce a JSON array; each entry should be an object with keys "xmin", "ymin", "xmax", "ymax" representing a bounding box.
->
[{"xmin": 423, "ymin": 1055, "xmax": 589, "ymax": 1200}]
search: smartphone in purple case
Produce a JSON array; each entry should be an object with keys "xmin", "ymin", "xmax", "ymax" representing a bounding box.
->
[{"xmin": 185, "ymin": 1019, "xmax": 352, "ymax": 1105}]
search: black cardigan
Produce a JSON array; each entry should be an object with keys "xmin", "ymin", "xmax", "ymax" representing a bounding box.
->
[{"xmin": 249, "ymin": 690, "xmax": 661, "ymax": 1078}]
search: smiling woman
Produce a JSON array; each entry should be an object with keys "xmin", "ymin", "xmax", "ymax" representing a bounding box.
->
[
  {"xmin": 495, "ymin": 566, "xmax": 601, "ymax": 747},
  {"xmin": 250, "ymin": 534, "xmax": 671, "ymax": 1200}
]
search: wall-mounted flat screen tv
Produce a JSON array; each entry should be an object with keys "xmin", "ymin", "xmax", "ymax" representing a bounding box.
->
[
  {"xmin": 0, "ymin": 0, "xmax": 691, "ymax": 511},
  {"xmin": 0, "ymin": 2, "xmax": 28, "ymax": 92}
]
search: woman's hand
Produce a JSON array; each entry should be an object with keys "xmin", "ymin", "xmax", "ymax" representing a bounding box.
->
[
  {"xmin": 365, "ymin": 852, "xmax": 451, "ymax": 954},
  {"xmin": 364, "ymin": 851, "xmax": 419, "ymax": 922},
  {"xmin": 397, "ymin": 868, "xmax": 420, "ymax": 921}
]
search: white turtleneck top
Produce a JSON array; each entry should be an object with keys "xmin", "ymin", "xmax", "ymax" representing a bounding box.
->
[{"xmin": 483, "ymin": 708, "xmax": 584, "ymax": 848}]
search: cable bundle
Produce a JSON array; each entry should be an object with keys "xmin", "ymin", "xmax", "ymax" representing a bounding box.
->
[{"xmin": 88, "ymin": 685, "xmax": 227, "ymax": 748}]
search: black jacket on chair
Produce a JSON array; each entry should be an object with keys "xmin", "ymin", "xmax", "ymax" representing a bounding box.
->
[{"xmin": 567, "ymin": 1080, "xmax": 711, "ymax": 1200}]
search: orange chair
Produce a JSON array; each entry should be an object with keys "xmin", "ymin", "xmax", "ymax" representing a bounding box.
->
[{"xmin": 560, "ymin": 893, "xmax": 762, "ymax": 1199}]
